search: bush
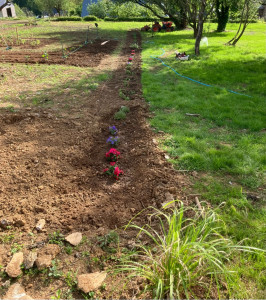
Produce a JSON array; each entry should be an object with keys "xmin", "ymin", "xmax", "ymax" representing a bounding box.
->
[
  {"xmin": 83, "ymin": 15, "xmax": 98, "ymax": 21},
  {"xmin": 104, "ymin": 16, "xmax": 159, "ymax": 22},
  {"xmin": 114, "ymin": 110, "xmax": 126, "ymax": 120},
  {"xmin": 54, "ymin": 16, "xmax": 82, "ymax": 21}
]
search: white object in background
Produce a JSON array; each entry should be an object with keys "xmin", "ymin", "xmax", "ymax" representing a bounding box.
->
[{"xmin": 201, "ymin": 37, "xmax": 208, "ymax": 46}]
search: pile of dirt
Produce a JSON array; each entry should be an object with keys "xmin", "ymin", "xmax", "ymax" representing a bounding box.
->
[{"xmin": 0, "ymin": 30, "xmax": 191, "ymax": 298}]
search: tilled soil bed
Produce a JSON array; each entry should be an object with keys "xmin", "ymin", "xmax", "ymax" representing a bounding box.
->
[
  {"xmin": 0, "ymin": 30, "xmax": 191, "ymax": 299},
  {"xmin": 0, "ymin": 39, "xmax": 118, "ymax": 67}
]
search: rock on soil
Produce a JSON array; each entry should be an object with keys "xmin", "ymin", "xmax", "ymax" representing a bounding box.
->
[
  {"xmin": 35, "ymin": 219, "xmax": 46, "ymax": 231},
  {"xmin": 65, "ymin": 232, "xmax": 82, "ymax": 246},
  {"xmin": 77, "ymin": 272, "xmax": 107, "ymax": 293},
  {"xmin": 3, "ymin": 283, "xmax": 32, "ymax": 300},
  {"xmin": 23, "ymin": 252, "xmax": 37, "ymax": 269},
  {"xmin": 35, "ymin": 254, "xmax": 52, "ymax": 270},
  {"xmin": 6, "ymin": 252, "xmax": 24, "ymax": 278}
]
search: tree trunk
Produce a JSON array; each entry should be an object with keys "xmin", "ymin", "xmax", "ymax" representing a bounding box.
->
[
  {"xmin": 192, "ymin": 24, "xmax": 198, "ymax": 38},
  {"xmin": 195, "ymin": 20, "xmax": 204, "ymax": 55},
  {"xmin": 216, "ymin": 0, "xmax": 230, "ymax": 32},
  {"xmin": 195, "ymin": 0, "xmax": 207, "ymax": 55}
]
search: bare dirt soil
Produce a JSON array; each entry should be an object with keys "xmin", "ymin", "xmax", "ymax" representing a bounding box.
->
[
  {"xmin": 0, "ymin": 39, "xmax": 118, "ymax": 67},
  {"xmin": 0, "ymin": 30, "xmax": 191, "ymax": 298}
]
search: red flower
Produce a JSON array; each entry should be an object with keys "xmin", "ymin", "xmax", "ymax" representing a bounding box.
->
[
  {"xmin": 103, "ymin": 168, "xmax": 109, "ymax": 173},
  {"xmin": 110, "ymin": 162, "xmax": 116, "ymax": 166}
]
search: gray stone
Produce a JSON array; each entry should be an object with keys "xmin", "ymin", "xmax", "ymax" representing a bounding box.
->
[
  {"xmin": 6, "ymin": 252, "xmax": 24, "ymax": 278},
  {"xmin": 23, "ymin": 252, "xmax": 37, "ymax": 269},
  {"xmin": 77, "ymin": 272, "xmax": 107, "ymax": 293},
  {"xmin": 65, "ymin": 232, "xmax": 82, "ymax": 246}
]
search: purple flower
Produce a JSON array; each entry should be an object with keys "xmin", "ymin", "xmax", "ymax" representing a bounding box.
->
[
  {"xmin": 107, "ymin": 136, "xmax": 119, "ymax": 146},
  {"xmin": 109, "ymin": 125, "xmax": 118, "ymax": 135}
]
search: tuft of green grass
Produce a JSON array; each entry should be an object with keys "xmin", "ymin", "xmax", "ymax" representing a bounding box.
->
[{"xmin": 116, "ymin": 202, "xmax": 264, "ymax": 299}]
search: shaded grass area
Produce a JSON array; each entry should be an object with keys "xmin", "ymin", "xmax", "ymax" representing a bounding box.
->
[{"xmin": 142, "ymin": 22, "xmax": 266, "ymax": 297}]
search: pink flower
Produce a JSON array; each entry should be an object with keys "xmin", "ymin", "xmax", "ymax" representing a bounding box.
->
[{"xmin": 110, "ymin": 162, "xmax": 116, "ymax": 166}]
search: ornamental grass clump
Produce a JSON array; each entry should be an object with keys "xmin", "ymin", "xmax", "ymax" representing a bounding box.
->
[{"xmin": 116, "ymin": 202, "xmax": 263, "ymax": 299}]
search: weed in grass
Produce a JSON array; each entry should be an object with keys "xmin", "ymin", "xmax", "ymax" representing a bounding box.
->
[{"xmin": 116, "ymin": 202, "xmax": 264, "ymax": 299}]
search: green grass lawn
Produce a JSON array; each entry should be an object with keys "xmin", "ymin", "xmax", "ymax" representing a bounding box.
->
[{"xmin": 141, "ymin": 22, "xmax": 266, "ymax": 298}]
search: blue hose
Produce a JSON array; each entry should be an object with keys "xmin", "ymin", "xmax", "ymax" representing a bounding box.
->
[{"xmin": 150, "ymin": 47, "xmax": 252, "ymax": 98}]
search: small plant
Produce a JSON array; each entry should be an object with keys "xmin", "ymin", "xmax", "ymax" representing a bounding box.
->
[
  {"xmin": 130, "ymin": 42, "xmax": 139, "ymax": 49},
  {"xmin": 48, "ymin": 231, "xmax": 65, "ymax": 246},
  {"xmin": 5, "ymin": 105, "xmax": 15, "ymax": 112},
  {"xmin": 98, "ymin": 231, "xmax": 119, "ymax": 251},
  {"xmin": 103, "ymin": 164, "xmax": 124, "ymax": 180},
  {"xmin": 114, "ymin": 110, "xmax": 126, "ymax": 120},
  {"xmin": 42, "ymin": 51, "xmax": 48, "ymax": 61},
  {"xmin": 120, "ymin": 106, "xmax": 130, "ymax": 113},
  {"xmin": 11, "ymin": 243, "xmax": 23, "ymax": 254},
  {"xmin": 0, "ymin": 232, "xmax": 15, "ymax": 244},
  {"xmin": 105, "ymin": 148, "xmax": 120, "ymax": 162},
  {"xmin": 64, "ymin": 270, "xmax": 78, "ymax": 289},
  {"xmin": 51, "ymin": 289, "xmax": 63, "ymax": 300},
  {"xmin": 48, "ymin": 260, "xmax": 63, "ymax": 278},
  {"xmin": 64, "ymin": 246, "xmax": 73, "ymax": 255},
  {"xmin": 109, "ymin": 125, "xmax": 118, "ymax": 135},
  {"xmin": 106, "ymin": 136, "xmax": 119, "ymax": 146},
  {"xmin": 88, "ymin": 83, "xmax": 99, "ymax": 90},
  {"xmin": 119, "ymin": 89, "xmax": 130, "ymax": 101}
]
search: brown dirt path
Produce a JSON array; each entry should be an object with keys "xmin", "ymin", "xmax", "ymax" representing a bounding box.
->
[{"xmin": 0, "ymin": 30, "xmax": 191, "ymax": 298}]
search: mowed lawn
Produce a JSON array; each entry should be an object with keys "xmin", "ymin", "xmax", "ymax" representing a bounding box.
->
[{"xmin": 141, "ymin": 22, "xmax": 266, "ymax": 297}]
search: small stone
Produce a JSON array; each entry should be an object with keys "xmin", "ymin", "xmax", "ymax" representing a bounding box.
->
[
  {"xmin": 130, "ymin": 208, "xmax": 136, "ymax": 213},
  {"xmin": 35, "ymin": 255, "xmax": 52, "ymax": 270},
  {"xmin": 6, "ymin": 252, "xmax": 24, "ymax": 278},
  {"xmin": 2, "ymin": 280, "xmax": 11, "ymax": 288},
  {"xmin": 65, "ymin": 232, "xmax": 82, "ymax": 246},
  {"xmin": 35, "ymin": 219, "xmax": 45, "ymax": 231},
  {"xmin": 77, "ymin": 272, "xmax": 107, "ymax": 293},
  {"xmin": 13, "ymin": 215, "xmax": 26, "ymax": 227},
  {"xmin": 3, "ymin": 283, "xmax": 32, "ymax": 300},
  {"xmin": 0, "ymin": 218, "xmax": 13, "ymax": 229},
  {"xmin": 34, "ymin": 206, "xmax": 47, "ymax": 214},
  {"xmin": 23, "ymin": 252, "xmax": 37, "ymax": 269}
]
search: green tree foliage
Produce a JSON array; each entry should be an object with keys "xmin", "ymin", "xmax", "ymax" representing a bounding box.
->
[
  {"xmin": 87, "ymin": 0, "xmax": 161, "ymax": 19},
  {"xmin": 113, "ymin": 0, "xmax": 187, "ymax": 29}
]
